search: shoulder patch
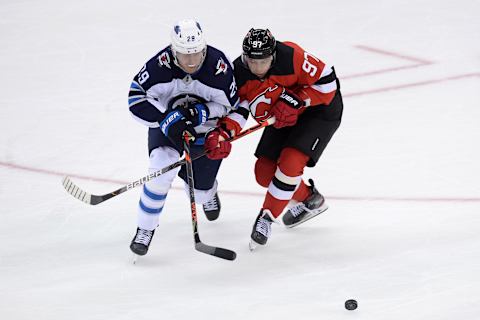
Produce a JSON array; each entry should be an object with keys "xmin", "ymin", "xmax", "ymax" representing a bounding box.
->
[
  {"xmin": 158, "ymin": 51, "xmax": 171, "ymax": 69},
  {"xmin": 215, "ymin": 57, "xmax": 228, "ymax": 75}
]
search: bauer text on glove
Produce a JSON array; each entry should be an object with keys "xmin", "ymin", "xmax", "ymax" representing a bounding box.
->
[{"xmin": 270, "ymin": 90, "xmax": 304, "ymax": 128}]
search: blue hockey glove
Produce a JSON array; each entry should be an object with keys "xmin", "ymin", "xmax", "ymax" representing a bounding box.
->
[
  {"xmin": 180, "ymin": 102, "xmax": 209, "ymax": 127},
  {"xmin": 159, "ymin": 103, "xmax": 209, "ymax": 148}
]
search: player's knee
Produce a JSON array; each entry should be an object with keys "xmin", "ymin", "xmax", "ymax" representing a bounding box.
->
[
  {"xmin": 254, "ymin": 157, "xmax": 276, "ymax": 187},
  {"xmin": 278, "ymin": 148, "xmax": 309, "ymax": 177},
  {"xmin": 186, "ymin": 180, "xmax": 217, "ymax": 205},
  {"xmin": 148, "ymin": 147, "xmax": 180, "ymax": 187}
]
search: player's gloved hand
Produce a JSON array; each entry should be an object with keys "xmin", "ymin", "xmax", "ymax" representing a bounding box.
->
[
  {"xmin": 180, "ymin": 102, "xmax": 210, "ymax": 127},
  {"xmin": 159, "ymin": 103, "xmax": 210, "ymax": 148},
  {"xmin": 205, "ymin": 117, "xmax": 241, "ymax": 160},
  {"xmin": 270, "ymin": 89, "xmax": 304, "ymax": 128},
  {"xmin": 204, "ymin": 126, "xmax": 232, "ymax": 160},
  {"xmin": 159, "ymin": 109, "xmax": 197, "ymax": 147}
]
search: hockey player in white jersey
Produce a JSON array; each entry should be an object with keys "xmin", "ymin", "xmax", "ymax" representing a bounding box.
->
[{"xmin": 128, "ymin": 19, "xmax": 240, "ymax": 256}]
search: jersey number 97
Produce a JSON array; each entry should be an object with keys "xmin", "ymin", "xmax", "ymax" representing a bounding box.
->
[{"xmin": 302, "ymin": 51, "xmax": 320, "ymax": 77}]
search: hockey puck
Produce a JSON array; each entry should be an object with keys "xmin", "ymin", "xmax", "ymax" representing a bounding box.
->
[{"xmin": 345, "ymin": 299, "xmax": 358, "ymax": 310}]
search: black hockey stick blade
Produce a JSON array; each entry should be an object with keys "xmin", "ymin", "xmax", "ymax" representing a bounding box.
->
[
  {"xmin": 195, "ymin": 242, "xmax": 237, "ymax": 261},
  {"xmin": 184, "ymin": 135, "xmax": 237, "ymax": 262}
]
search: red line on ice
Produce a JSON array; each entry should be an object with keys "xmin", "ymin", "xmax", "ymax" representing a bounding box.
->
[
  {"xmin": 1, "ymin": 46, "xmax": 478, "ymax": 204},
  {"xmin": 344, "ymin": 73, "xmax": 480, "ymax": 97},
  {"xmin": 343, "ymin": 64, "xmax": 427, "ymax": 79},
  {"xmin": 353, "ymin": 45, "xmax": 434, "ymax": 64},
  {"xmin": 343, "ymin": 45, "xmax": 433, "ymax": 79},
  {"xmin": 1, "ymin": 161, "xmax": 479, "ymax": 203}
]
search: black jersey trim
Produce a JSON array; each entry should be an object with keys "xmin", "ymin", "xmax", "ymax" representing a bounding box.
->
[{"xmin": 315, "ymin": 66, "xmax": 337, "ymax": 85}]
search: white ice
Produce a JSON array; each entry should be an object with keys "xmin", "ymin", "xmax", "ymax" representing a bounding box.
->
[{"xmin": 1, "ymin": 1, "xmax": 479, "ymax": 319}]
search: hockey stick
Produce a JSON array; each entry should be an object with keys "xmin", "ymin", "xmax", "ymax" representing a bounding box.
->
[
  {"xmin": 62, "ymin": 117, "xmax": 275, "ymax": 205},
  {"xmin": 182, "ymin": 134, "xmax": 237, "ymax": 261}
]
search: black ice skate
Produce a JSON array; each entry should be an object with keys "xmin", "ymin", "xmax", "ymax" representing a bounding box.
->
[
  {"xmin": 282, "ymin": 179, "xmax": 328, "ymax": 228},
  {"xmin": 130, "ymin": 227, "xmax": 155, "ymax": 256},
  {"xmin": 249, "ymin": 209, "xmax": 273, "ymax": 251},
  {"xmin": 203, "ymin": 192, "xmax": 221, "ymax": 221}
]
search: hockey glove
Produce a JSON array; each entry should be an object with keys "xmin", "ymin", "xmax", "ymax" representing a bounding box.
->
[
  {"xmin": 180, "ymin": 102, "xmax": 210, "ymax": 127},
  {"xmin": 159, "ymin": 103, "xmax": 210, "ymax": 148},
  {"xmin": 205, "ymin": 125, "xmax": 233, "ymax": 160},
  {"xmin": 270, "ymin": 89, "xmax": 304, "ymax": 128},
  {"xmin": 159, "ymin": 109, "xmax": 197, "ymax": 148}
]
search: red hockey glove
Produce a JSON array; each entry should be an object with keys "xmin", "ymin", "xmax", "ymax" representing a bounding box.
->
[
  {"xmin": 270, "ymin": 89, "xmax": 304, "ymax": 128},
  {"xmin": 205, "ymin": 127, "xmax": 232, "ymax": 160}
]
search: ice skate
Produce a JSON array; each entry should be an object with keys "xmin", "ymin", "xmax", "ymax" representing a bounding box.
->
[
  {"xmin": 249, "ymin": 209, "xmax": 273, "ymax": 251},
  {"xmin": 282, "ymin": 179, "xmax": 328, "ymax": 228},
  {"xmin": 203, "ymin": 192, "xmax": 221, "ymax": 221},
  {"xmin": 130, "ymin": 227, "xmax": 155, "ymax": 257}
]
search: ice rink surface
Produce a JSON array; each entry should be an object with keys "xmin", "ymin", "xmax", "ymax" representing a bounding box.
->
[{"xmin": 1, "ymin": 0, "xmax": 479, "ymax": 319}]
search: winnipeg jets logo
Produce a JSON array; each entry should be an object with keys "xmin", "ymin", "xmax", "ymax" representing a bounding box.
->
[
  {"xmin": 167, "ymin": 94, "xmax": 205, "ymax": 111},
  {"xmin": 158, "ymin": 52, "xmax": 171, "ymax": 69},
  {"xmin": 249, "ymin": 85, "xmax": 283, "ymax": 122},
  {"xmin": 215, "ymin": 58, "xmax": 228, "ymax": 75}
]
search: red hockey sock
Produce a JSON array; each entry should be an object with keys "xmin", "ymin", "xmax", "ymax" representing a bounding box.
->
[
  {"xmin": 292, "ymin": 180, "xmax": 311, "ymax": 202},
  {"xmin": 262, "ymin": 148, "xmax": 310, "ymax": 218},
  {"xmin": 263, "ymin": 194, "xmax": 289, "ymax": 218},
  {"xmin": 254, "ymin": 156, "xmax": 276, "ymax": 188}
]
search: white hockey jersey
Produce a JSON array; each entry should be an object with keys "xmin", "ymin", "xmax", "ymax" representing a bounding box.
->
[{"xmin": 128, "ymin": 45, "xmax": 243, "ymax": 135}]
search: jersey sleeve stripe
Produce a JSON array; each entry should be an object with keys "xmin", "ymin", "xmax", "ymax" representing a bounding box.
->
[
  {"xmin": 311, "ymin": 80, "xmax": 337, "ymax": 94},
  {"xmin": 316, "ymin": 67, "xmax": 337, "ymax": 85},
  {"xmin": 319, "ymin": 65, "xmax": 333, "ymax": 79},
  {"xmin": 130, "ymin": 81, "xmax": 145, "ymax": 92},
  {"xmin": 311, "ymin": 66, "xmax": 338, "ymax": 94},
  {"xmin": 128, "ymin": 96, "xmax": 147, "ymax": 107}
]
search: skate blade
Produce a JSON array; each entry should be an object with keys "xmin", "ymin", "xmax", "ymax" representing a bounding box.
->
[
  {"xmin": 249, "ymin": 240, "xmax": 259, "ymax": 251},
  {"xmin": 284, "ymin": 205, "xmax": 329, "ymax": 229},
  {"xmin": 132, "ymin": 253, "xmax": 139, "ymax": 264}
]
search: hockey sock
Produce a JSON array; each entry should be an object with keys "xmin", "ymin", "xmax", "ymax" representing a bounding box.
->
[
  {"xmin": 262, "ymin": 148, "xmax": 309, "ymax": 217},
  {"xmin": 292, "ymin": 180, "xmax": 311, "ymax": 202},
  {"xmin": 254, "ymin": 156, "xmax": 276, "ymax": 188},
  {"xmin": 137, "ymin": 184, "xmax": 167, "ymax": 230}
]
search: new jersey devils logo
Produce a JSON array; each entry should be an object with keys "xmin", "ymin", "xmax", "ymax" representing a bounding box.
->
[{"xmin": 249, "ymin": 85, "xmax": 283, "ymax": 122}]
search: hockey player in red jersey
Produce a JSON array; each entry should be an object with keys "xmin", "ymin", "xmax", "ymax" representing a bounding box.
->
[{"xmin": 205, "ymin": 28, "xmax": 343, "ymax": 249}]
